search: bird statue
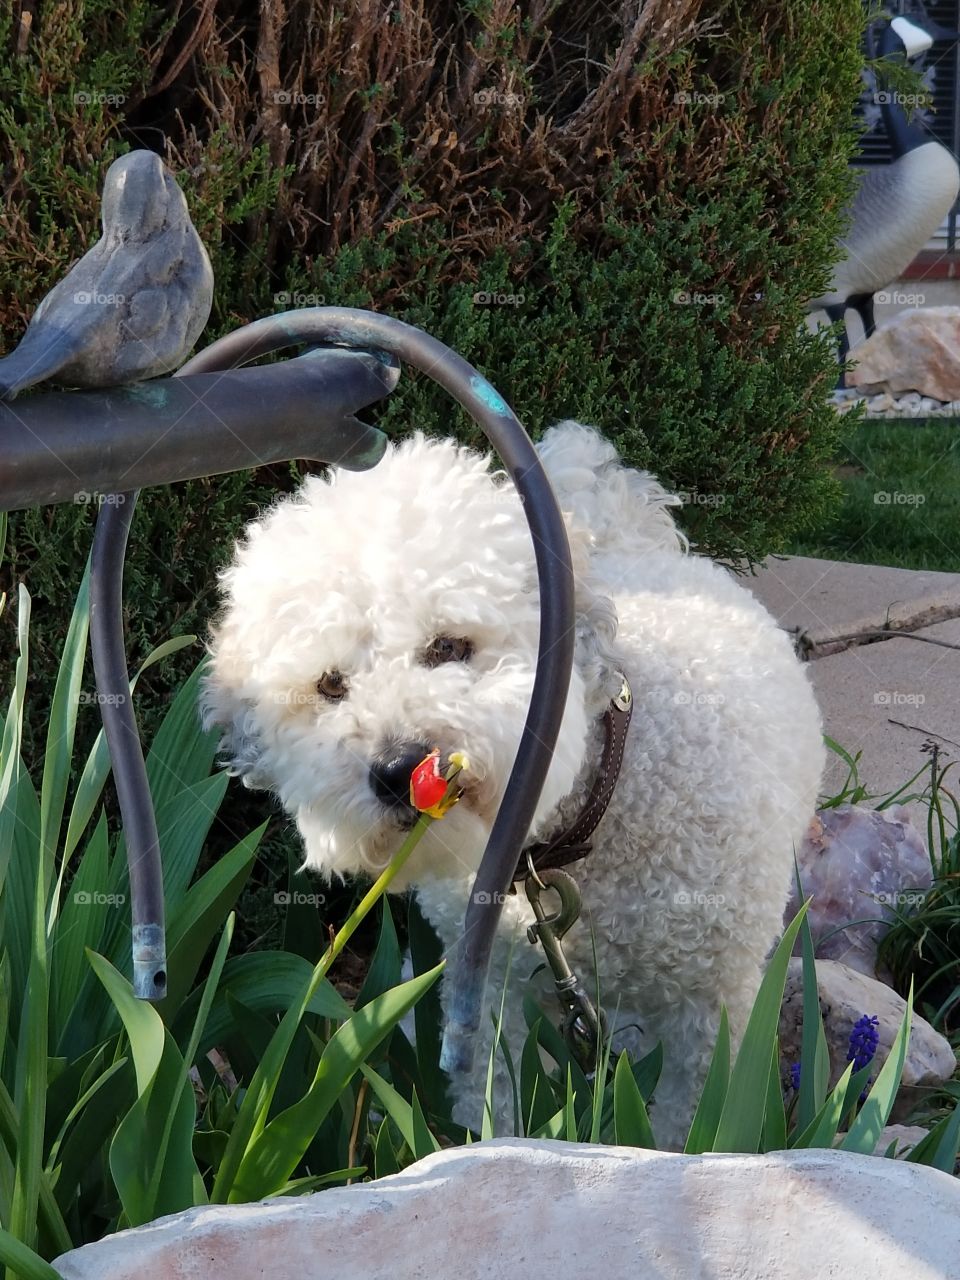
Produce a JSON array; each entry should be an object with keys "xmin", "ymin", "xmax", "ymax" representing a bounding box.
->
[
  {"xmin": 0, "ymin": 150, "xmax": 213, "ymax": 401},
  {"xmin": 809, "ymin": 14, "xmax": 960, "ymax": 375}
]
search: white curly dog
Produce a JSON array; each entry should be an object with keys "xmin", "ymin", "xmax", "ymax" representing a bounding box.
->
[{"xmin": 202, "ymin": 422, "xmax": 824, "ymax": 1148}]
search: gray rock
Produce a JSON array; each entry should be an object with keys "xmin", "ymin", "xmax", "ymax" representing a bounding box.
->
[
  {"xmin": 0, "ymin": 150, "xmax": 212, "ymax": 400},
  {"xmin": 786, "ymin": 803, "xmax": 932, "ymax": 979},
  {"xmin": 779, "ymin": 959, "xmax": 956, "ymax": 1117},
  {"xmin": 832, "ymin": 1124, "xmax": 932, "ymax": 1156},
  {"xmin": 52, "ymin": 1140, "xmax": 960, "ymax": 1280},
  {"xmin": 873, "ymin": 1123, "xmax": 933, "ymax": 1158},
  {"xmin": 848, "ymin": 306, "xmax": 960, "ymax": 402}
]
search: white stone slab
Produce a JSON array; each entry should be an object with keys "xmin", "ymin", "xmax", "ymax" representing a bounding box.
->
[{"xmin": 53, "ymin": 1139, "xmax": 960, "ymax": 1280}]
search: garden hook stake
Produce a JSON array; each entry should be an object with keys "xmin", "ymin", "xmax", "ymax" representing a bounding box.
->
[
  {"xmin": 85, "ymin": 308, "xmax": 573, "ymax": 1005},
  {"xmin": 524, "ymin": 865, "xmax": 607, "ymax": 1071}
]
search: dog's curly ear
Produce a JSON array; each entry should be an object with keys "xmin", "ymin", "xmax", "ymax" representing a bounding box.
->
[
  {"xmin": 198, "ymin": 661, "xmax": 272, "ymax": 790},
  {"xmin": 533, "ymin": 419, "xmax": 686, "ymax": 712},
  {"xmin": 564, "ymin": 527, "xmax": 625, "ymax": 716},
  {"xmin": 536, "ymin": 419, "xmax": 687, "ymax": 557}
]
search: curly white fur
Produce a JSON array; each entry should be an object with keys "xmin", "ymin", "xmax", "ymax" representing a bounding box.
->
[{"xmin": 201, "ymin": 422, "xmax": 825, "ymax": 1149}]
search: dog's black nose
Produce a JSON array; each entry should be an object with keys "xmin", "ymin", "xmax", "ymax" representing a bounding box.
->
[{"xmin": 369, "ymin": 741, "xmax": 434, "ymax": 809}]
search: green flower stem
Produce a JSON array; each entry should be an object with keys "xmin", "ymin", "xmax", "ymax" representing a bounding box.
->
[
  {"xmin": 318, "ymin": 768, "xmax": 462, "ymax": 979},
  {"xmin": 211, "ymin": 769, "xmax": 464, "ymax": 1205}
]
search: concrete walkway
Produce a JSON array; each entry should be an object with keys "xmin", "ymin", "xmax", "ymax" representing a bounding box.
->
[{"xmin": 747, "ymin": 556, "xmax": 960, "ymax": 811}]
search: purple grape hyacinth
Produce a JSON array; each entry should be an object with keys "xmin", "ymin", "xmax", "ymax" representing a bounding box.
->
[
  {"xmin": 847, "ymin": 1013, "xmax": 879, "ymax": 1103},
  {"xmin": 847, "ymin": 1014, "xmax": 880, "ymax": 1072}
]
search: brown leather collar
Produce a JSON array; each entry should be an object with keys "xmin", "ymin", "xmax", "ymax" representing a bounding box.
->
[{"xmin": 514, "ymin": 674, "xmax": 633, "ymax": 882}]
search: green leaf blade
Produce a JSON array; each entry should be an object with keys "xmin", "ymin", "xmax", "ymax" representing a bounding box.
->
[
  {"xmin": 613, "ymin": 1051, "xmax": 656, "ymax": 1149},
  {"xmin": 714, "ymin": 903, "xmax": 808, "ymax": 1153},
  {"xmin": 231, "ymin": 964, "xmax": 443, "ymax": 1201}
]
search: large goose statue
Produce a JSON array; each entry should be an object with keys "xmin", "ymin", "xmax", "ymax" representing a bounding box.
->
[{"xmin": 810, "ymin": 15, "xmax": 960, "ymax": 372}]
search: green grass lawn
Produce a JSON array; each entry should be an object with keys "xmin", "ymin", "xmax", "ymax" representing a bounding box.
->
[{"xmin": 788, "ymin": 419, "xmax": 960, "ymax": 571}]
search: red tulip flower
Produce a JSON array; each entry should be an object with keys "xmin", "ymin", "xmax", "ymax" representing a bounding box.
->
[{"xmin": 409, "ymin": 749, "xmax": 469, "ymax": 819}]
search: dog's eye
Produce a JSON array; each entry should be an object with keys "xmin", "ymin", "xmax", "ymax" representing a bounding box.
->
[
  {"xmin": 421, "ymin": 635, "xmax": 474, "ymax": 667},
  {"xmin": 316, "ymin": 671, "xmax": 348, "ymax": 701}
]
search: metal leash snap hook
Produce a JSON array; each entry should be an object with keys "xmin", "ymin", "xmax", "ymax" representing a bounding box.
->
[
  {"xmin": 524, "ymin": 865, "xmax": 582, "ymax": 942},
  {"xmin": 523, "ymin": 867, "xmax": 606, "ymax": 1070}
]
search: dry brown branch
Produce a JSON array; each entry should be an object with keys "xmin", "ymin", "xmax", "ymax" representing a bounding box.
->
[{"xmin": 142, "ymin": 0, "xmax": 218, "ymax": 101}]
